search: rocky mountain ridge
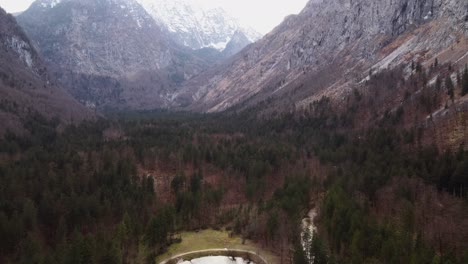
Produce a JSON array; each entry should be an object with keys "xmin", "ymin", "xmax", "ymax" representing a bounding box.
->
[
  {"xmin": 16, "ymin": 0, "xmax": 210, "ymax": 109},
  {"xmin": 0, "ymin": 7, "xmax": 92, "ymax": 135},
  {"xmin": 8, "ymin": 0, "xmax": 468, "ymax": 117},
  {"xmin": 222, "ymin": 30, "xmax": 253, "ymax": 58},
  {"xmin": 175, "ymin": 0, "xmax": 468, "ymax": 112},
  {"xmin": 136, "ymin": 0, "xmax": 261, "ymax": 51}
]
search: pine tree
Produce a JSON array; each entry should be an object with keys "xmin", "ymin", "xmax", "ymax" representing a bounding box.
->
[
  {"xmin": 19, "ymin": 234, "xmax": 41, "ymax": 264},
  {"xmin": 416, "ymin": 62, "xmax": 422, "ymax": 73},
  {"xmin": 22, "ymin": 199, "xmax": 37, "ymax": 231},
  {"xmin": 267, "ymin": 212, "xmax": 279, "ymax": 242},
  {"xmin": 311, "ymin": 233, "xmax": 329, "ymax": 264},
  {"xmin": 462, "ymin": 66, "xmax": 468, "ymax": 96},
  {"xmin": 78, "ymin": 236, "xmax": 93, "ymax": 264},
  {"xmin": 144, "ymin": 213, "xmax": 170, "ymax": 249},
  {"xmin": 445, "ymin": 76, "xmax": 454, "ymax": 101},
  {"xmin": 293, "ymin": 242, "xmax": 308, "ymax": 264},
  {"xmin": 435, "ymin": 76, "xmax": 442, "ymax": 90}
]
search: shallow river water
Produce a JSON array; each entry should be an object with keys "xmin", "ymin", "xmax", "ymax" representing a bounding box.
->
[{"xmin": 178, "ymin": 256, "xmax": 254, "ymax": 264}]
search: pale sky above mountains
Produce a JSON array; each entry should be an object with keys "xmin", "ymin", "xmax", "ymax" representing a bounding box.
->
[{"xmin": 0, "ymin": 0, "xmax": 308, "ymax": 34}]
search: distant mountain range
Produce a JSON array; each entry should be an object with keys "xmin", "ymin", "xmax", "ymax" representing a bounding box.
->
[
  {"xmin": 15, "ymin": 0, "xmax": 262, "ymax": 109},
  {"xmin": 2, "ymin": 0, "xmax": 467, "ymax": 143},
  {"xmin": 16, "ymin": 0, "xmax": 212, "ymax": 109}
]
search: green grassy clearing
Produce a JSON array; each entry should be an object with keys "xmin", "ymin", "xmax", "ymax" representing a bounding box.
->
[{"xmin": 156, "ymin": 229, "xmax": 279, "ymax": 263}]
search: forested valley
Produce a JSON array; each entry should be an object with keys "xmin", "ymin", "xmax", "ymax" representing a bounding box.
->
[{"xmin": 1, "ymin": 64, "xmax": 468, "ymax": 264}]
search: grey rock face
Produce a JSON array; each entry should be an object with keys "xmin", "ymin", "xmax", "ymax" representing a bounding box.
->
[
  {"xmin": 177, "ymin": 0, "xmax": 467, "ymax": 112},
  {"xmin": 17, "ymin": 0, "xmax": 208, "ymax": 108},
  {"xmin": 136, "ymin": 0, "xmax": 261, "ymax": 51},
  {"xmin": 222, "ymin": 31, "xmax": 253, "ymax": 58},
  {"xmin": 0, "ymin": 8, "xmax": 46, "ymax": 78},
  {"xmin": 19, "ymin": 0, "xmax": 169, "ymax": 76},
  {"xmin": 0, "ymin": 7, "xmax": 92, "ymax": 135}
]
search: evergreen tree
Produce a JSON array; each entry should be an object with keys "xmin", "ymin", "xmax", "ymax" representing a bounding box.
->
[
  {"xmin": 445, "ymin": 76, "xmax": 454, "ymax": 101},
  {"xmin": 266, "ymin": 212, "xmax": 279, "ymax": 242},
  {"xmin": 416, "ymin": 62, "xmax": 422, "ymax": 73},
  {"xmin": 190, "ymin": 172, "xmax": 202, "ymax": 194},
  {"xmin": 311, "ymin": 233, "xmax": 328, "ymax": 264},
  {"xmin": 97, "ymin": 239, "xmax": 121, "ymax": 264},
  {"xmin": 171, "ymin": 173, "xmax": 186, "ymax": 194},
  {"xmin": 77, "ymin": 236, "xmax": 93, "ymax": 264},
  {"xmin": 293, "ymin": 242, "xmax": 308, "ymax": 264},
  {"xmin": 435, "ymin": 77, "xmax": 442, "ymax": 90},
  {"xmin": 144, "ymin": 213, "xmax": 171, "ymax": 250},
  {"xmin": 462, "ymin": 66, "xmax": 468, "ymax": 96},
  {"xmin": 22, "ymin": 199, "xmax": 37, "ymax": 231},
  {"xmin": 19, "ymin": 235, "xmax": 41, "ymax": 264}
]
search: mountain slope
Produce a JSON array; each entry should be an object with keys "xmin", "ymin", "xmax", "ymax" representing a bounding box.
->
[
  {"xmin": 176, "ymin": 0, "xmax": 467, "ymax": 112},
  {"xmin": 17, "ymin": 0, "xmax": 208, "ymax": 109},
  {"xmin": 136, "ymin": 0, "xmax": 261, "ymax": 52},
  {"xmin": 222, "ymin": 31, "xmax": 253, "ymax": 58},
  {"xmin": 0, "ymin": 7, "xmax": 92, "ymax": 136}
]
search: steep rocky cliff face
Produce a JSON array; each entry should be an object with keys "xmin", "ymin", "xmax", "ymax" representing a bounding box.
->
[
  {"xmin": 0, "ymin": 7, "xmax": 92, "ymax": 135},
  {"xmin": 17, "ymin": 0, "xmax": 209, "ymax": 109},
  {"xmin": 176, "ymin": 0, "xmax": 467, "ymax": 112},
  {"xmin": 0, "ymin": 12, "xmax": 43, "ymax": 76}
]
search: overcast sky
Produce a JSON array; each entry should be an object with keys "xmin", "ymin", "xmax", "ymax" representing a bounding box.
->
[
  {"xmin": 0, "ymin": 0, "xmax": 33, "ymax": 14},
  {"xmin": 0, "ymin": 0, "xmax": 309, "ymax": 34},
  {"xmin": 193, "ymin": 0, "xmax": 309, "ymax": 34}
]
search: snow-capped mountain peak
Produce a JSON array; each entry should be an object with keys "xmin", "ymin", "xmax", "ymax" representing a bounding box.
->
[
  {"xmin": 31, "ymin": 0, "xmax": 63, "ymax": 9},
  {"xmin": 136, "ymin": 0, "xmax": 262, "ymax": 51}
]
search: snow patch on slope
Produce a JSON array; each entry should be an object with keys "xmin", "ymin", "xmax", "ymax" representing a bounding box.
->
[
  {"xmin": 205, "ymin": 37, "xmax": 231, "ymax": 51},
  {"xmin": 40, "ymin": 0, "xmax": 62, "ymax": 8}
]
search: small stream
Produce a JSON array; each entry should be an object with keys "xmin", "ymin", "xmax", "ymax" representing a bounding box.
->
[
  {"xmin": 301, "ymin": 208, "xmax": 318, "ymax": 263},
  {"xmin": 178, "ymin": 256, "xmax": 254, "ymax": 264}
]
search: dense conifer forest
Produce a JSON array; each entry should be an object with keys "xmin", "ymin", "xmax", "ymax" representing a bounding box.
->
[{"xmin": 0, "ymin": 65, "xmax": 467, "ymax": 264}]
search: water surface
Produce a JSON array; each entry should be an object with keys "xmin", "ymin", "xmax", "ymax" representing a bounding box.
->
[{"xmin": 178, "ymin": 256, "xmax": 254, "ymax": 264}]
